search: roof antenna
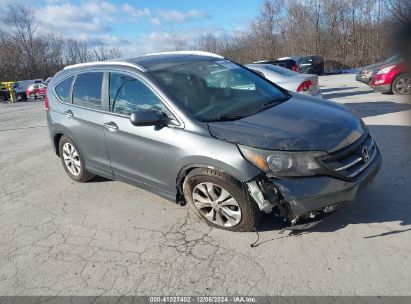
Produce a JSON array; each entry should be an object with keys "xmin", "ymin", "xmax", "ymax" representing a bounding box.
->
[{"xmin": 94, "ymin": 49, "xmax": 101, "ymax": 61}]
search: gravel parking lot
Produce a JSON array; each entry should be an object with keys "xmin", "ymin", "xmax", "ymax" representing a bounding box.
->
[{"xmin": 0, "ymin": 74, "xmax": 410, "ymax": 296}]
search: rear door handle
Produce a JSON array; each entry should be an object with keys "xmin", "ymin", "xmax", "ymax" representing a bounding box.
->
[
  {"xmin": 64, "ymin": 110, "xmax": 73, "ymax": 118},
  {"xmin": 103, "ymin": 121, "xmax": 119, "ymax": 132}
]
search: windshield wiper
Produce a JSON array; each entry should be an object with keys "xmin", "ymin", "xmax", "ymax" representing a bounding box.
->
[
  {"xmin": 205, "ymin": 96, "xmax": 290, "ymax": 122},
  {"xmin": 205, "ymin": 115, "xmax": 247, "ymax": 122},
  {"xmin": 251, "ymin": 96, "xmax": 290, "ymax": 115}
]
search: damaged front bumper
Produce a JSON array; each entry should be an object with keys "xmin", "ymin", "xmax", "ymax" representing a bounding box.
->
[{"xmin": 248, "ymin": 149, "xmax": 381, "ymax": 223}]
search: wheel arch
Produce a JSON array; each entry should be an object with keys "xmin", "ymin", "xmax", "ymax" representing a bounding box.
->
[
  {"xmin": 175, "ymin": 162, "xmax": 256, "ymax": 202},
  {"xmin": 52, "ymin": 130, "xmax": 77, "ymax": 157},
  {"xmin": 53, "ymin": 133, "xmax": 64, "ymax": 156}
]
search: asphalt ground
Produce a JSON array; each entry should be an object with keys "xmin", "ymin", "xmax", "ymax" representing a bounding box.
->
[{"xmin": 0, "ymin": 74, "xmax": 410, "ymax": 296}]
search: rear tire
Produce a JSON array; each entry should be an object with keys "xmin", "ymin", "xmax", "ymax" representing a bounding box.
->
[
  {"xmin": 183, "ymin": 168, "xmax": 261, "ymax": 232},
  {"xmin": 0, "ymin": 95, "xmax": 5, "ymax": 102},
  {"xmin": 59, "ymin": 136, "xmax": 94, "ymax": 182},
  {"xmin": 392, "ymin": 74, "xmax": 411, "ymax": 95}
]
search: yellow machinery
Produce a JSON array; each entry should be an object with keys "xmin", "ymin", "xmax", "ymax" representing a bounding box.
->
[{"xmin": 0, "ymin": 82, "xmax": 15, "ymax": 102}]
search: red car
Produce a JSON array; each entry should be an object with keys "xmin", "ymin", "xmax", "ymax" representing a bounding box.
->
[
  {"xmin": 26, "ymin": 83, "xmax": 47, "ymax": 99},
  {"xmin": 370, "ymin": 61, "xmax": 410, "ymax": 95}
]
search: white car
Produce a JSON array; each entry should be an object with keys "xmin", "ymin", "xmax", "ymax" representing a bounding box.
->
[{"xmin": 245, "ymin": 64, "xmax": 322, "ymax": 98}]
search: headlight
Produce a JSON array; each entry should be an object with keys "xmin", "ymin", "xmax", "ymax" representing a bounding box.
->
[
  {"xmin": 238, "ymin": 145, "xmax": 326, "ymax": 177},
  {"xmin": 376, "ymin": 65, "xmax": 395, "ymax": 75}
]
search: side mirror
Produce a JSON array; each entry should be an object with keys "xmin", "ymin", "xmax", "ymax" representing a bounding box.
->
[{"xmin": 130, "ymin": 110, "xmax": 168, "ymax": 127}]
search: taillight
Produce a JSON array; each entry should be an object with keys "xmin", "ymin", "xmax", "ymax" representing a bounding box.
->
[
  {"xmin": 44, "ymin": 94, "xmax": 49, "ymax": 110},
  {"xmin": 297, "ymin": 80, "xmax": 312, "ymax": 93},
  {"xmin": 292, "ymin": 64, "xmax": 298, "ymax": 72}
]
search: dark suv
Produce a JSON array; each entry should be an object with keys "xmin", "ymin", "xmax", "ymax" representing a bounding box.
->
[
  {"xmin": 0, "ymin": 89, "xmax": 10, "ymax": 102},
  {"xmin": 46, "ymin": 51, "xmax": 381, "ymax": 232},
  {"xmin": 254, "ymin": 55, "xmax": 324, "ymax": 75}
]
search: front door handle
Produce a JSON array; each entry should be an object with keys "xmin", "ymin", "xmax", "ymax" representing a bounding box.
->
[
  {"xmin": 64, "ymin": 110, "xmax": 73, "ymax": 118},
  {"xmin": 103, "ymin": 121, "xmax": 119, "ymax": 132}
]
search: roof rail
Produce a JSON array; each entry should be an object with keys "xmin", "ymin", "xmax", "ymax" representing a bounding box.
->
[
  {"xmin": 63, "ymin": 61, "xmax": 146, "ymax": 72},
  {"xmin": 143, "ymin": 51, "xmax": 224, "ymax": 59}
]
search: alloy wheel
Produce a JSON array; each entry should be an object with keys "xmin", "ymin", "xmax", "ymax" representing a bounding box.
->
[
  {"xmin": 192, "ymin": 182, "xmax": 241, "ymax": 227},
  {"xmin": 62, "ymin": 142, "xmax": 81, "ymax": 176},
  {"xmin": 395, "ymin": 75, "xmax": 410, "ymax": 95}
]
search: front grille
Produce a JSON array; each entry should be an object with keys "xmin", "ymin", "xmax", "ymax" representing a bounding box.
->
[{"xmin": 318, "ymin": 132, "xmax": 378, "ymax": 180}]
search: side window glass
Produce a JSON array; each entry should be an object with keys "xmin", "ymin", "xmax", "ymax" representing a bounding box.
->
[
  {"xmin": 109, "ymin": 73, "xmax": 171, "ymax": 116},
  {"xmin": 73, "ymin": 72, "xmax": 103, "ymax": 110},
  {"xmin": 55, "ymin": 76, "xmax": 74, "ymax": 103}
]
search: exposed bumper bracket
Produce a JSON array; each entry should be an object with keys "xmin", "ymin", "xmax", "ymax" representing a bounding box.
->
[{"xmin": 246, "ymin": 181, "xmax": 274, "ymax": 214}]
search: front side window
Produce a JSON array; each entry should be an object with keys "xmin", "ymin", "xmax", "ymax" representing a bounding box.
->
[
  {"xmin": 151, "ymin": 59, "xmax": 289, "ymax": 122},
  {"xmin": 109, "ymin": 73, "xmax": 169, "ymax": 116},
  {"xmin": 55, "ymin": 76, "xmax": 74, "ymax": 103},
  {"xmin": 72, "ymin": 72, "xmax": 103, "ymax": 110}
]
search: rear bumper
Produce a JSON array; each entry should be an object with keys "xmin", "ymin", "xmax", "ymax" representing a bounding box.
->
[
  {"xmin": 268, "ymin": 151, "xmax": 381, "ymax": 218},
  {"xmin": 371, "ymin": 84, "xmax": 392, "ymax": 93}
]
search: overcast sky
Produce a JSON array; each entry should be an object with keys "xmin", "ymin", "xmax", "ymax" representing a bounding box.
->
[{"xmin": 1, "ymin": 0, "xmax": 262, "ymax": 56}]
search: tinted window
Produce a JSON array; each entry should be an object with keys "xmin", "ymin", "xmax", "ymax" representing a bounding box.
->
[
  {"xmin": 55, "ymin": 76, "xmax": 74, "ymax": 102},
  {"xmin": 109, "ymin": 73, "xmax": 169, "ymax": 116},
  {"xmin": 73, "ymin": 72, "xmax": 103, "ymax": 110}
]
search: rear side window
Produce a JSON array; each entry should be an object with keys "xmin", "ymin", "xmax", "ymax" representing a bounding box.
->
[
  {"xmin": 55, "ymin": 76, "xmax": 74, "ymax": 102},
  {"xmin": 72, "ymin": 72, "xmax": 103, "ymax": 110}
]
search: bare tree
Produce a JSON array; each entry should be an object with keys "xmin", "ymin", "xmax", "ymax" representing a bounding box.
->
[
  {"xmin": 94, "ymin": 43, "xmax": 122, "ymax": 60},
  {"xmin": 4, "ymin": 3, "xmax": 40, "ymax": 78},
  {"xmin": 65, "ymin": 39, "xmax": 90, "ymax": 64},
  {"xmin": 0, "ymin": 0, "xmax": 401, "ymax": 81}
]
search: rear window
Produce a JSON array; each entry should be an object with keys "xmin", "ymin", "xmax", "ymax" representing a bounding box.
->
[
  {"xmin": 55, "ymin": 77, "xmax": 74, "ymax": 102},
  {"xmin": 72, "ymin": 72, "xmax": 103, "ymax": 110},
  {"xmin": 263, "ymin": 65, "xmax": 299, "ymax": 76}
]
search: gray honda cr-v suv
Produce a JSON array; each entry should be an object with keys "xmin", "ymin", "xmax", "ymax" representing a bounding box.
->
[{"xmin": 46, "ymin": 51, "xmax": 381, "ymax": 232}]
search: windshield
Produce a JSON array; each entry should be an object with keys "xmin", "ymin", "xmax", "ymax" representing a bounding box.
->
[{"xmin": 150, "ymin": 59, "xmax": 289, "ymax": 122}]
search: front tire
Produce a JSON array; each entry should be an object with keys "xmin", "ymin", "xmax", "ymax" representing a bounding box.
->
[
  {"xmin": 183, "ymin": 168, "xmax": 261, "ymax": 232},
  {"xmin": 392, "ymin": 74, "xmax": 411, "ymax": 95},
  {"xmin": 59, "ymin": 136, "xmax": 94, "ymax": 182}
]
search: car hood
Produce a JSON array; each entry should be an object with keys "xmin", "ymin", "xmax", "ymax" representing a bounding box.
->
[
  {"xmin": 207, "ymin": 94, "xmax": 365, "ymax": 153},
  {"xmin": 358, "ymin": 61, "xmax": 392, "ymax": 73}
]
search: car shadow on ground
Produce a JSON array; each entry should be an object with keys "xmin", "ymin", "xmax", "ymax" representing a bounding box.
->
[
  {"xmin": 320, "ymin": 86, "xmax": 358, "ymax": 93},
  {"xmin": 343, "ymin": 101, "xmax": 411, "ymax": 118},
  {"xmin": 89, "ymin": 176, "xmax": 112, "ymax": 183},
  {"xmin": 253, "ymin": 125, "xmax": 411, "ymax": 246},
  {"xmin": 323, "ymin": 89, "xmax": 375, "ymax": 99}
]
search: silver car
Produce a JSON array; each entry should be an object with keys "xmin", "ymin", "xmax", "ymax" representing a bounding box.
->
[
  {"xmin": 246, "ymin": 64, "xmax": 322, "ymax": 98},
  {"xmin": 46, "ymin": 51, "xmax": 381, "ymax": 232}
]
